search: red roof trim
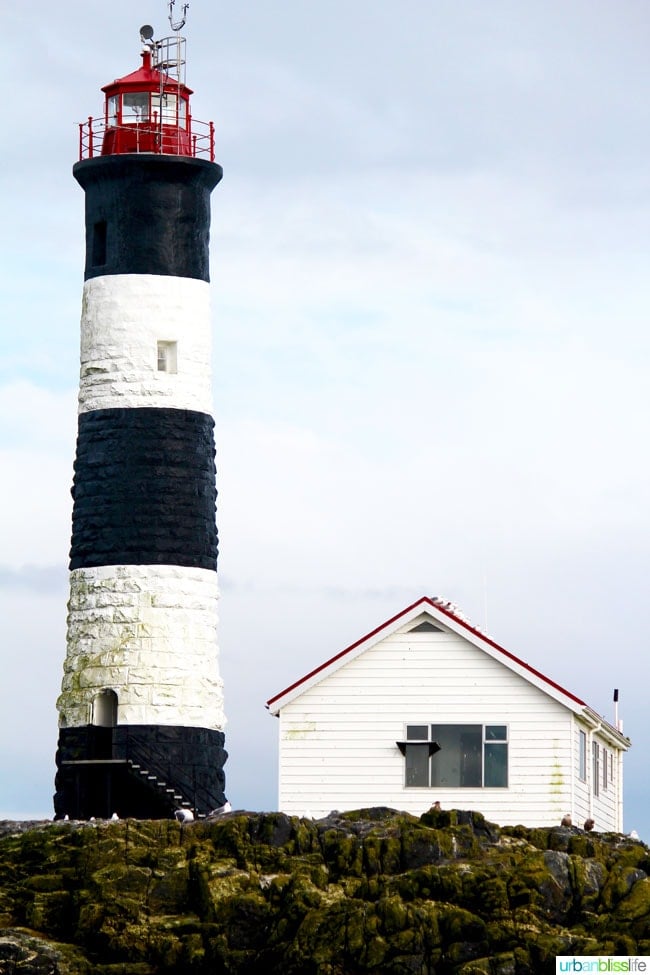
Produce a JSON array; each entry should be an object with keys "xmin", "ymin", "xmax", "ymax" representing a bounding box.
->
[
  {"xmin": 102, "ymin": 67, "xmax": 193, "ymax": 96},
  {"xmin": 266, "ymin": 595, "xmax": 587, "ymax": 709}
]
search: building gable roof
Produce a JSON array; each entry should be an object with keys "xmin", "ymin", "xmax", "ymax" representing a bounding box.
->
[{"xmin": 266, "ymin": 596, "xmax": 629, "ymax": 750}]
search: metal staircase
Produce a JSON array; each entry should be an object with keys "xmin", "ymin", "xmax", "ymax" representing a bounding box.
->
[
  {"xmin": 121, "ymin": 730, "xmax": 217, "ymax": 817},
  {"xmin": 126, "ymin": 759, "xmax": 193, "ymax": 811}
]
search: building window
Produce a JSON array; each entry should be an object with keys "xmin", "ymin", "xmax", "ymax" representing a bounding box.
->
[
  {"xmin": 578, "ymin": 730, "xmax": 587, "ymax": 781},
  {"xmin": 157, "ymin": 341, "xmax": 177, "ymax": 374},
  {"xmin": 603, "ymin": 748, "xmax": 608, "ymax": 790},
  {"xmin": 403, "ymin": 724, "xmax": 508, "ymax": 788},
  {"xmin": 92, "ymin": 220, "xmax": 107, "ymax": 267},
  {"xmin": 484, "ymin": 724, "xmax": 509, "ymax": 788},
  {"xmin": 404, "ymin": 725, "xmax": 430, "ymax": 787},
  {"xmin": 592, "ymin": 741, "xmax": 600, "ymax": 797}
]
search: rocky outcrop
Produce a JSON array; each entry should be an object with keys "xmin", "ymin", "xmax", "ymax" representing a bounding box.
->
[{"xmin": 0, "ymin": 808, "xmax": 649, "ymax": 974}]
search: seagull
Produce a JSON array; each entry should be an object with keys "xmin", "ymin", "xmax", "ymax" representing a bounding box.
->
[
  {"xmin": 210, "ymin": 800, "xmax": 232, "ymax": 817},
  {"xmin": 174, "ymin": 808, "xmax": 194, "ymax": 823},
  {"xmin": 110, "ymin": 812, "xmax": 120, "ymax": 821},
  {"xmin": 629, "ymin": 829, "xmax": 640, "ymax": 840},
  {"xmin": 561, "ymin": 814, "xmax": 572, "ymax": 827},
  {"xmin": 583, "ymin": 818, "xmax": 595, "ymax": 832}
]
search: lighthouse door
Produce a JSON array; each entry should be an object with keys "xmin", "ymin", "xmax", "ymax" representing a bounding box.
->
[{"xmin": 91, "ymin": 690, "xmax": 118, "ymax": 759}]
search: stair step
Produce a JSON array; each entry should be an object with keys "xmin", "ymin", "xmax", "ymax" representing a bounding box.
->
[{"xmin": 127, "ymin": 759, "xmax": 195, "ymax": 810}]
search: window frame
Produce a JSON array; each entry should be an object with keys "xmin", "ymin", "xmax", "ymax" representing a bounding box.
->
[
  {"xmin": 403, "ymin": 722, "xmax": 509, "ymax": 789},
  {"xmin": 157, "ymin": 340, "xmax": 178, "ymax": 374},
  {"xmin": 578, "ymin": 729, "xmax": 587, "ymax": 782},
  {"xmin": 151, "ymin": 91, "xmax": 179, "ymax": 125}
]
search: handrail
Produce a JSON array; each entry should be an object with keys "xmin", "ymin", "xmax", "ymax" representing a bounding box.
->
[
  {"xmin": 77, "ymin": 115, "xmax": 215, "ymax": 162},
  {"xmin": 120, "ymin": 730, "xmax": 220, "ymax": 816}
]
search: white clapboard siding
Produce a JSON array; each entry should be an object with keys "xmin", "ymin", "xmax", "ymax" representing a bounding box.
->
[
  {"xmin": 277, "ymin": 627, "xmax": 575, "ymax": 825},
  {"xmin": 271, "ymin": 601, "xmax": 628, "ymax": 831},
  {"xmin": 571, "ymin": 720, "xmax": 622, "ymax": 832}
]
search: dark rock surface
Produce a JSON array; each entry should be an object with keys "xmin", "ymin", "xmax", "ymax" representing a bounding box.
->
[{"xmin": 0, "ymin": 809, "xmax": 649, "ymax": 974}]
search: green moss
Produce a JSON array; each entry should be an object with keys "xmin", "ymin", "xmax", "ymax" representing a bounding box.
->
[
  {"xmin": 320, "ymin": 828, "xmax": 364, "ymax": 878},
  {"xmin": 613, "ymin": 877, "xmax": 650, "ymax": 921},
  {"xmin": 0, "ymin": 811, "xmax": 647, "ymax": 972},
  {"xmin": 601, "ymin": 864, "xmax": 648, "ymax": 910}
]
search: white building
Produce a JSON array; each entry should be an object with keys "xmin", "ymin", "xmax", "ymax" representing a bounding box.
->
[{"xmin": 267, "ymin": 596, "xmax": 629, "ymax": 830}]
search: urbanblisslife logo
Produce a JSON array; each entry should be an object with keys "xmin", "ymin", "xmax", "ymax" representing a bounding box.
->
[{"xmin": 556, "ymin": 959, "xmax": 649, "ymax": 973}]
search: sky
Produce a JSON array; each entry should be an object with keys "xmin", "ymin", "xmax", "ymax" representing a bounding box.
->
[{"xmin": 1, "ymin": 1, "xmax": 649, "ymax": 835}]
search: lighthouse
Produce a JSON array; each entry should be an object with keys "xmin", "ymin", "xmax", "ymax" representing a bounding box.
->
[{"xmin": 54, "ymin": 10, "xmax": 227, "ymax": 820}]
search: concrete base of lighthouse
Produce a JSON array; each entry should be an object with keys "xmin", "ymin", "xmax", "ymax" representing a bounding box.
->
[{"xmin": 54, "ymin": 725, "xmax": 227, "ymax": 820}]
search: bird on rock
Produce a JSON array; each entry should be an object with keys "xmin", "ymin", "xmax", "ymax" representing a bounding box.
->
[
  {"xmin": 210, "ymin": 800, "xmax": 232, "ymax": 817},
  {"xmin": 174, "ymin": 808, "xmax": 194, "ymax": 823},
  {"xmin": 583, "ymin": 818, "xmax": 595, "ymax": 831},
  {"xmin": 561, "ymin": 814, "xmax": 572, "ymax": 827}
]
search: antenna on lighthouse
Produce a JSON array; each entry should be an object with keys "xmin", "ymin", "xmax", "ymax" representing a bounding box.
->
[{"xmin": 169, "ymin": 0, "xmax": 189, "ymax": 32}]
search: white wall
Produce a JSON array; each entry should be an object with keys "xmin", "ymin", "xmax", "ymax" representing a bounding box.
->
[
  {"xmin": 572, "ymin": 719, "xmax": 622, "ymax": 832},
  {"xmin": 78, "ymin": 274, "xmax": 213, "ymax": 415},
  {"xmin": 276, "ymin": 618, "xmax": 578, "ymax": 826},
  {"xmin": 58, "ymin": 565, "xmax": 225, "ymax": 730}
]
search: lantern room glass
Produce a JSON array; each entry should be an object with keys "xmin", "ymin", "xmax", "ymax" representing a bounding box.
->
[
  {"xmin": 107, "ymin": 94, "xmax": 118, "ymax": 126},
  {"xmin": 152, "ymin": 92, "xmax": 179, "ymax": 125},
  {"xmin": 122, "ymin": 91, "xmax": 150, "ymax": 120}
]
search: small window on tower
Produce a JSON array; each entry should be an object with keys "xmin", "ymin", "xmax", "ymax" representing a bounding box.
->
[
  {"xmin": 157, "ymin": 341, "xmax": 178, "ymax": 374},
  {"xmin": 92, "ymin": 221, "xmax": 107, "ymax": 267}
]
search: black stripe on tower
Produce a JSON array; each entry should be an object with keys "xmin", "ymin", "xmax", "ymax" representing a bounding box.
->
[
  {"xmin": 73, "ymin": 155, "xmax": 222, "ymax": 281},
  {"xmin": 54, "ymin": 725, "xmax": 227, "ymax": 820},
  {"xmin": 69, "ymin": 408, "xmax": 218, "ymax": 570}
]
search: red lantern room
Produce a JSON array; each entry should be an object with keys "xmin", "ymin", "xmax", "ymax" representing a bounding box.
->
[{"xmin": 78, "ymin": 26, "xmax": 215, "ymax": 162}]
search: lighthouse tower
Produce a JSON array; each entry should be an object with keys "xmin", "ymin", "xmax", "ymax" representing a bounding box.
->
[{"xmin": 54, "ymin": 13, "xmax": 227, "ymax": 820}]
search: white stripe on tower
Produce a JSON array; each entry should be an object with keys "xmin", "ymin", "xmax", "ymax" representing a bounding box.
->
[
  {"xmin": 62, "ymin": 565, "xmax": 222, "ymax": 728},
  {"xmin": 78, "ymin": 275, "xmax": 213, "ymax": 414}
]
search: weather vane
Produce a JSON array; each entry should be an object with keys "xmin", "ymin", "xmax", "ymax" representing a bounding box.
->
[{"xmin": 168, "ymin": 0, "xmax": 189, "ymax": 32}]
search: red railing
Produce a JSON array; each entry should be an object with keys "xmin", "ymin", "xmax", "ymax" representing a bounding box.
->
[{"xmin": 78, "ymin": 114, "xmax": 215, "ymax": 162}]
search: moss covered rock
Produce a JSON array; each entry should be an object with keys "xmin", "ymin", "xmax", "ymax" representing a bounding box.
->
[{"xmin": 0, "ymin": 811, "xmax": 648, "ymax": 974}]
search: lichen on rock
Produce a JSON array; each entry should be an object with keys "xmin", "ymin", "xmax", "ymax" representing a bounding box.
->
[{"xmin": 0, "ymin": 810, "xmax": 648, "ymax": 974}]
